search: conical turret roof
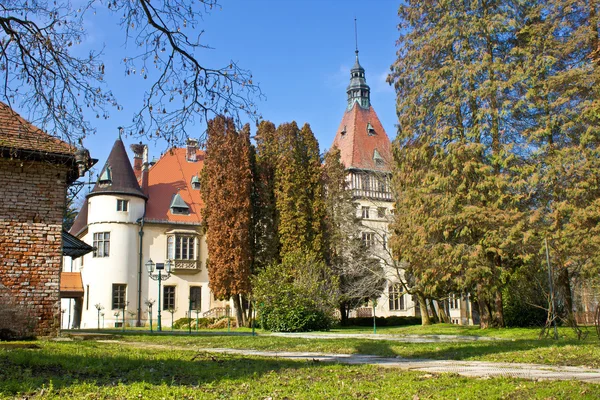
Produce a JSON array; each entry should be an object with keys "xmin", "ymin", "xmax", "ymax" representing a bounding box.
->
[{"xmin": 89, "ymin": 138, "xmax": 147, "ymax": 199}]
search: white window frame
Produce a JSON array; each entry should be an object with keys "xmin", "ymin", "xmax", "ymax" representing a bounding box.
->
[
  {"xmin": 167, "ymin": 234, "xmax": 197, "ymax": 260},
  {"xmin": 93, "ymin": 232, "xmax": 110, "ymax": 257},
  {"xmin": 389, "ymin": 283, "xmax": 405, "ymax": 311},
  {"xmin": 361, "ymin": 206, "xmax": 370, "ymax": 219},
  {"xmin": 361, "ymin": 232, "xmax": 375, "ymax": 247}
]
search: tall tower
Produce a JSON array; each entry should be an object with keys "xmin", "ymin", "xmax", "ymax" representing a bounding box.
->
[{"xmin": 331, "ymin": 47, "xmax": 415, "ymax": 318}]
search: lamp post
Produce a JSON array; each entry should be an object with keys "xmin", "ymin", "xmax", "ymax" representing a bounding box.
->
[{"xmin": 146, "ymin": 259, "xmax": 173, "ymax": 332}]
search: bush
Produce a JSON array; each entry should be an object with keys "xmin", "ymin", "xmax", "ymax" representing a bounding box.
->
[
  {"xmin": 253, "ymin": 252, "xmax": 338, "ymax": 332},
  {"xmin": 172, "ymin": 317, "xmax": 219, "ymax": 330},
  {"xmin": 0, "ymin": 288, "xmax": 37, "ymax": 340},
  {"xmin": 339, "ymin": 316, "xmax": 422, "ymax": 327},
  {"xmin": 503, "ymin": 267, "xmax": 548, "ymax": 327}
]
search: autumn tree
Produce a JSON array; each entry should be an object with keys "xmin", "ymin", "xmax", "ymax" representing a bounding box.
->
[
  {"xmin": 202, "ymin": 116, "xmax": 253, "ymax": 326},
  {"xmin": 0, "ymin": 0, "xmax": 260, "ymax": 144}
]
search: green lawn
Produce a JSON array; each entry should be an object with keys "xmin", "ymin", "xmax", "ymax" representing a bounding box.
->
[
  {"xmin": 1, "ymin": 341, "xmax": 599, "ymax": 399},
  {"xmin": 94, "ymin": 324, "xmax": 600, "ymax": 368}
]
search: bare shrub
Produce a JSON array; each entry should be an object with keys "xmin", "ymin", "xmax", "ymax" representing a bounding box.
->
[{"xmin": 0, "ymin": 287, "xmax": 38, "ymax": 340}]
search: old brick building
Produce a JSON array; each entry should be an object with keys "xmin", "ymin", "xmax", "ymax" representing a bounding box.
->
[{"xmin": 0, "ymin": 102, "xmax": 87, "ymax": 337}]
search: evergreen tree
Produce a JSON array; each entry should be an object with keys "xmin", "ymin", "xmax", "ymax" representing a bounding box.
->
[
  {"xmin": 389, "ymin": 1, "xmax": 527, "ymax": 327},
  {"xmin": 252, "ymin": 121, "xmax": 280, "ymax": 271},
  {"xmin": 202, "ymin": 116, "xmax": 253, "ymax": 326},
  {"xmin": 275, "ymin": 122, "xmax": 326, "ymax": 259}
]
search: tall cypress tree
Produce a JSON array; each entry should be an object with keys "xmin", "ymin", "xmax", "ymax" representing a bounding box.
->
[
  {"xmin": 202, "ymin": 116, "xmax": 253, "ymax": 326},
  {"xmin": 252, "ymin": 120, "xmax": 280, "ymax": 270},
  {"xmin": 275, "ymin": 122, "xmax": 325, "ymax": 259}
]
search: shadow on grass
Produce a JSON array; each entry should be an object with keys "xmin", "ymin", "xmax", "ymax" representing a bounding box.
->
[{"xmin": 0, "ymin": 342, "xmax": 325, "ymax": 396}]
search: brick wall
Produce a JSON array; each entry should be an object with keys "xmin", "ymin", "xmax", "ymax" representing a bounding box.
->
[{"xmin": 0, "ymin": 158, "xmax": 69, "ymax": 337}]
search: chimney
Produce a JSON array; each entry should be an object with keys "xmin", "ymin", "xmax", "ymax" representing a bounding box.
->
[
  {"xmin": 141, "ymin": 145, "xmax": 149, "ymax": 194},
  {"xmin": 130, "ymin": 142, "xmax": 145, "ymax": 181},
  {"xmin": 186, "ymin": 138, "xmax": 198, "ymax": 162}
]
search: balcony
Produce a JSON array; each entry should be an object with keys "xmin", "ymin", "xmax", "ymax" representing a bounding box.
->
[
  {"xmin": 352, "ymin": 188, "xmax": 393, "ymax": 202},
  {"xmin": 172, "ymin": 259, "xmax": 201, "ymax": 274}
]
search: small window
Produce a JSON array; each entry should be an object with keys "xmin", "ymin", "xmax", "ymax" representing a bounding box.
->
[
  {"xmin": 389, "ymin": 284, "xmax": 405, "ymax": 311},
  {"xmin": 86, "ymin": 285, "xmax": 90, "ymax": 310},
  {"xmin": 448, "ymin": 293, "xmax": 459, "ymax": 310},
  {"xmin": 377, "ymin": 207, "xmax": 386, "ymax": 218},
  {"xmin": 361, "ymin": 206, "xmax": 370, "ymax": 219},
  {"xmin": 190, "ymin": 287, "xmax": 201, "ymax": 311},
  {"xmin": 112, "ymin": 284, "xmax": 126, "ymax": 310},
  {"xmin": 361, "ymin": 175, "xmax": 370, "ymax": 191},
  {"xmin": 341, "ymin": 125, "xmax": 347, "ymax": 136},
  {"xmin": 361, "ymin": 232, "xmax": 375, "ymax": 247},
  {"xmin": 163, "ymin": 286, "xmax": 176, "ymax": 310},
  {"xmin": 367, "ymin": 122, "xmax": 375, "ymax": 136},
  {"xmin": 117, "ymin": 199, "xmax": 129, "ymax": 212},
  {"xmin": 93, "ymin": 232, "xmax": 110, "ymax": 257},
  {"xmin": 191, "ymin": 175, "xmax": 201, "ymax": 190}
]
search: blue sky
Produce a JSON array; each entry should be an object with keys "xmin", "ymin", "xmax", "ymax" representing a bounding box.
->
[{"xmin": 76, "ymin": 0, "xmax": 401, "ymax": 175}]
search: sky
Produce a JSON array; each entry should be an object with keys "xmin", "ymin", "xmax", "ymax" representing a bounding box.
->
[{"xmin": 61, "ymin": 0, "xmax": 401, "ymax": 178}]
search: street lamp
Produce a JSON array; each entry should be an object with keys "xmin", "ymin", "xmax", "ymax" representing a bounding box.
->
[{"xmin": 145, "ymin": 258, "xmax": 173, "ymax": 332}]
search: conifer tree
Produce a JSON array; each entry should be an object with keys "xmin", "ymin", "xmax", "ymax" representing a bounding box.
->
[
  {"xmin": 202, "ymin": 116, "xmax": 253, "ymax": 326},
  {"xmin": 252, "ymin": 120, "xmax": 280, "ymax": 270},
  {"xmin": 389, "ymin": 1, "xmax": 527, "ymax": 327},
  {"xmin": 275, "ymin": 122, "xmax": 326, "ymax": 259}
]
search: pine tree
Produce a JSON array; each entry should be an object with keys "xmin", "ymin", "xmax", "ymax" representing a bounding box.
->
[{"xmin": 201, "ymin": 116, "xmax": 253, "ymax": 326}]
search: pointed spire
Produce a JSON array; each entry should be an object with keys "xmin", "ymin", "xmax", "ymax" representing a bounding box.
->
[
  {"xmin": 89, "ymin": 137, "xmax": 147, "ymax": 199},
  {"xmin": 347, "ymin": 18, "xmax": 370, "ymax": 110}
]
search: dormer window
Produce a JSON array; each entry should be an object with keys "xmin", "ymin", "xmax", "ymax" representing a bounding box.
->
[
  {"xmin": 191, "ymin": 175, "xmax": 201, "ymax": 190},
  {"xmin": 170, "ymin": 193, "xmax": 190, "ymax": 215},
  {"xmin": 367, "ymin": 123, "xmax": 375, "ymax": 136},
  {"xmin": 373, "ymin": 149, "xmax": 384, "ymax": 167},
  {"xmin": 341, "ymin": 126, "xmax": 347, "ymax": 136},
  {"xmin": 98, "ymin": 166, "xmax": 112, "ymax": 184}
]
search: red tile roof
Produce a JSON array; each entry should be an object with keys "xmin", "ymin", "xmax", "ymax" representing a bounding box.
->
[
  {"xmin": 0, "ymin": 102, "xmax": 75, "ymax": 156},
  {"xmin": 144, "ymin": 148, "xmax": 204, "ymax": 224},
  {"xmin": 331, "ymin": 104, "xmax": 392, "ymax": 172}
]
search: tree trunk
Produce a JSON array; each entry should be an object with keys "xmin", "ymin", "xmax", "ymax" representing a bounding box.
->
[
  {"xmin": 493, "ymin": 289, "xmax": 505, "ymax": 328},
  {"xmin": 477, "ymin": 285, "xmax": 491, "ymax": 329},
  {"xmin": 339, "ymin": 303, "xmax": 350, "ymax": 326},
  {"xmin": 428, "ymin": 298, "xmax": 440, "ymax": 323},
  {"xmin": 438, "ymin": 302, "xmax": 451, "ymax": 324},
  {"xmin": 232, "ymin": 294, "xmax": 246, "ymax": 327},
  {"xmin": 417, "ymin": 292, "xmax": 431, "ymax": 325},
  {"xmin": 556, "ymin": 266, "xmax": 575, "ymax": 325}
]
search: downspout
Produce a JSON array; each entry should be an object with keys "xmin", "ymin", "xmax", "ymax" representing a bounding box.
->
[
  {"xmin": 136, "ymin": 216, "xmax": 145, "ymax": 327},
  {"xmin": 136, "ymin": 144, "xmax": 149, "ymax": 327}
]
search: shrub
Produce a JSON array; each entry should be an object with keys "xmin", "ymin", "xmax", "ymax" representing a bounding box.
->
[
  {"xmin": 253, "ymin": 252, "xmax": 338, "ymax": 332},
  {"xmin": 173, "ymin": 317, "xmax": 219, "ymax": 329},
  {"xmin": 503, "ymin": 267, "xmax": 548, "ymax": 327},
  {"xmin": 0, "ymin": 287, "xmax": 37, "ymax": 340}
]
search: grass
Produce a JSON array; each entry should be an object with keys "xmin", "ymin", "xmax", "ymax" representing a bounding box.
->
[
  {"xmin": 92, "ymin": 324, "xmax": 600, "ymax": 368},
  {"xmin": 1, "ymin": 341, "xmax": 600, "ymax": 399}
]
